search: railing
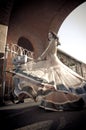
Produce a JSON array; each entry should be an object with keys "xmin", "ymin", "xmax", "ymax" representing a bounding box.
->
[
  {"xmin": 7, "ymin": 43, "xmax": 34, "ymax": 60},
  {"xmin": 2, "ymin": 43, "xmax": 34, "ymax": 102}
]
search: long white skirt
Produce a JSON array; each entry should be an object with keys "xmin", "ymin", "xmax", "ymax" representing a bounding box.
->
[{"xmin": 21, "ymin": 55, "xmax": 85, "ymax": 90}]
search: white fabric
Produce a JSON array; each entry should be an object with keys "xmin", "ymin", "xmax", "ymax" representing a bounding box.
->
[
  {"xmin": 21, "ymin": 38, "xmax": 85, "ymax": 90},
  {"xmin": 12, "ymin": 55, "xmax": 27, "ymax": 65}
]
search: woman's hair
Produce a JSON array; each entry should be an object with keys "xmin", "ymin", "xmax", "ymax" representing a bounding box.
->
[
  {"xmin": 48, "ymin": 31, "xmax": 59, "ymax": 40},
  {"xmin": 48, "ymin": 31, "xmax": 61, "ymax": 45}
]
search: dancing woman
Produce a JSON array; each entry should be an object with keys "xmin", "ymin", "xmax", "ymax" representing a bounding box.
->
[
  {"xmin": 23, "ymin": 31, "xmax": 85, "ymax": 90},
  {"xmin": 13, "ymin": 31, "xmax": 86, "ymax": 110}
]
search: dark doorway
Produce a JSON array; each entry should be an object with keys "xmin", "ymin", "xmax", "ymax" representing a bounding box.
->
[{"xmin": 17, "ymin": 36, "xmax": 34, "ymax": 51}]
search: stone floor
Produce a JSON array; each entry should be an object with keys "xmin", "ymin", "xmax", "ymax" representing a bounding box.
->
[
  {"xmin": 15, "ymin": 120, "xmax": 53, "ymax": 130},
  {"xmin": 0, "ymin": 97, "xmax": 86, "ymax": 130}
]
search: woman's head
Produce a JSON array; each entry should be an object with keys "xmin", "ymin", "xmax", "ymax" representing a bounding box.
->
[{"xmin": 48, "ymin": 31, "xmax": 61, "ymax": 46}]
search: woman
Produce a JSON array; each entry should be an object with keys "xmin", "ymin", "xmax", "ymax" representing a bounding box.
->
[
  {"xmin": 15, "ymin": 31, "xmax": 86, "ymax": 110},
  {"xmin": 22, "ymin": 31, "xmax": 85, "ymax": 90}
]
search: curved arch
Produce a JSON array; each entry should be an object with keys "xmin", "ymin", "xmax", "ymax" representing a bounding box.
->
[
  {"xmin": 17, "ymin": 36, "xmax": 34, "ymax": 52},
  {"xmin": 49, "ymin": 1, "xmax": 85, "ymax": 34},
  {"xmin": 6, "ymin": 0, "xmax": 85, "ymax": 58},
  {"xmin": 16, "ymin": 33, "xmax": 44, "ymax": 58}
]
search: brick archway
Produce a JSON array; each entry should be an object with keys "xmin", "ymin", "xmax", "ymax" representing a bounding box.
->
[
  {"xmin": 8, "ymin": 0, "xmax": 85, "ymax": 55},
  {"xmin": 17, "ymin": 37, "xmax": 34, "ymax": 52}
]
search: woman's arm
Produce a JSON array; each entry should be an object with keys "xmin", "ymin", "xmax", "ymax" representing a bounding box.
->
[
  {"xmin": 37, "ymin": 32, "xmax": 60, "ymax": 60},
  {"xmin": 37, "ymin": 40, "xmax": 54, "ymax": 60}
]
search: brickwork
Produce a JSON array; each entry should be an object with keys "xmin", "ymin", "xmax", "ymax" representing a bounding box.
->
[{"xmin": 7, "ymin": 0, "xmax": 85, "ymax": 57}]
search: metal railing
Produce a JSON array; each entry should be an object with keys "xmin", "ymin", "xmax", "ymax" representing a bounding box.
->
[{"xmin": 2, "ymin": 43, "xmax": 34, "ymax": 103}]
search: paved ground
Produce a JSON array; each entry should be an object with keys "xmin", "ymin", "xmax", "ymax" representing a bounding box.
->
[{"xmin": 0, "ymin": 99, "xmax": 86, "ymax": 130}]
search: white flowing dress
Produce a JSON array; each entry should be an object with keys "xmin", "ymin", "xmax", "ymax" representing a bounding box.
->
[
  {"xmin": 13, "ymin": 36, "xmax": 86, "ymax": 111},
  {"xmin": 21, "ymin": 38, "xmax": 85, "ymax": 90}
]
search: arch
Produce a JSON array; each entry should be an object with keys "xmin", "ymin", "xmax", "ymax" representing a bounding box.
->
[
  {"xmin": 5, "ymin": 0, "xmax": 85, "ymax": 57},
  {"xmin": 49, "ymin": 1, "xmax": 85, "ymax": 34},
  {"xmin": 17, "ymin": 36, "xmax": 34, "ymax": 52}
]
